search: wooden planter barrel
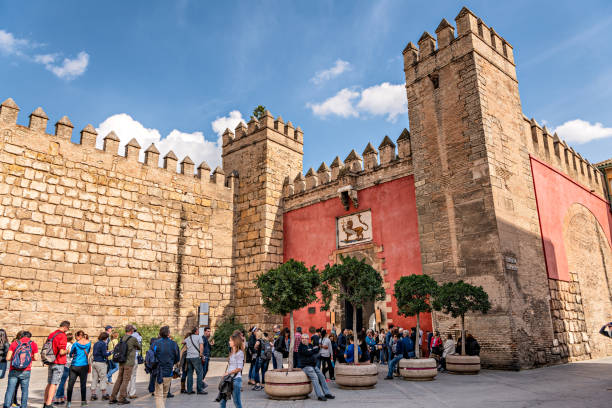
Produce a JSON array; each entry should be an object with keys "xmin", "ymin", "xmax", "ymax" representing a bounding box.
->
[
  {"xmin": 399, "ymin": 358, "xmax": 438, "ymax": 381},
  {"xmin": 446, "ymin": 355, "xmax": 481, "ymax": 374},
  {"xmin": 334, "ymin": 363, "xmax": 378, "ymax": 389},
  {"xmin": 264, "ymin": 369, "xmax": 312, "ymax": 400}
]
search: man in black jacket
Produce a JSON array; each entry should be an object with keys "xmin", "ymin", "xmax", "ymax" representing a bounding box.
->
[{"xmin": 298, "ymin": 334, "xmax": 335, "ymax": 402}]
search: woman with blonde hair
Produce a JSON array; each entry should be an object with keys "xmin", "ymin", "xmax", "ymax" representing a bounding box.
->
[{"xmin": 219, "ymin": 332, "xmax": 244, "ymax": 408}]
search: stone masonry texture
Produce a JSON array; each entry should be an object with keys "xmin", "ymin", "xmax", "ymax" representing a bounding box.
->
[{"xmin": 0, "ymin": 7, "xmax": 610, "ymax": 369}]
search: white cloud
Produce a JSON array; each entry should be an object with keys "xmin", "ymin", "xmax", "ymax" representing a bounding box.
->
[
  {"xmin": 0, "ymin": 29, "xmax": 29, "ymax": 56},
  {"xmin": 357, "ymin": 82, "xmax": 406, "ymax": 122},
  {"xmin": 308, "ymin": 82, "xmax": 407, "ymax": 122},
  {"xmin": 307, "ymin": 88, "xmax": 360, "ymax": 118},
  {"xmin": 311, "ymin": 59, "xmax": 351, "ymax": 85},
  {"xmin": 0, "ymin": 29, "xmax": 88, "ymax": 80},
  {"xmin": 554, "ymin": 119, "xmax": 612, "ymax": 144},
  {"xmin": 35, "ymin": 51, "xmax": 89, "ymax": 80},
  {"xmin": 211, "ymin": 110, "xmax": 245, "ymax": 136},
  {"xmin": 95, "ymin": 114, "xmax": 222, "ymax": 171}
]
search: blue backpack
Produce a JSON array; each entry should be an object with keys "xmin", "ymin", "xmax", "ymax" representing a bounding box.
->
[
  {"xmin": 144, "ymin": 345, "xmax": 158, "ymax": 374},
  {"xmin": 11, "ymin": 341, "xmax": 33, "ymax": 370}
]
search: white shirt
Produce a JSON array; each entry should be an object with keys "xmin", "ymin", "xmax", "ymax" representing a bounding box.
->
[
  {"xmin": 319, "ymin": 337, "xmax": 332, "ymax": 358},
  {"xmin": 228, "ymin": 350, "xmax": 244, "ymax": 378}
]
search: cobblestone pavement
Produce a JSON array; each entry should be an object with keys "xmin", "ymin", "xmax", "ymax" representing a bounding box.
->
[{"xmin": 7, "ymin": 357, "xmax": 612, "ymax": 408}]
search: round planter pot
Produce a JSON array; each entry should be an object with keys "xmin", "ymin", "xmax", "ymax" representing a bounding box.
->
[
  {"xmin": 264, "ymin": 369, "xmax": 312, "ymax": 400},
  {"xmin": 334, "ymin": 363, "xmax": 378, "ymax": 389},
  {"xmin": 446, "ymin": 355, "xmax": 481, "ymax": 374},
  {"xmin": 399, "ymin": 358, "xmax": 438, "ymax": 381}
]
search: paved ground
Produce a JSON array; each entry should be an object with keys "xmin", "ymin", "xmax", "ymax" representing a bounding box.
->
[{"xmin": 7, "ymin": 357, "xmax": 612, "ymax": 408}]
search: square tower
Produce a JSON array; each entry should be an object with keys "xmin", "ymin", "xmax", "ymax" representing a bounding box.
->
[
  {"xmin": 404, "ymin": 7, "xmax": 555, "ymax": 368},
  {"xmin": 222, "ymin": 111, "xmax": 303, "ymax": 328}
]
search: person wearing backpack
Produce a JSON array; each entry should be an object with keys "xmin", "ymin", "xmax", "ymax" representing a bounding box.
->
[
  {"xmin": 91, "ymin": 332, "xmax": 112, "ymax": 401},
  {"xmin": 258, "ymin": 333, "xmax": 272, "ymax": 388},
  {"xmin": 43, "ymin": 320, "xmax": 71, "ymax": 408},
  {"xmin": 109, "ymin": 325, "xmax": 141, "ymax": 405},
  {"xmin": 181, "ymin": 327, "xmax": 205, "ymax": 395},
  {"xmin": 152, "ymin": 326, "xmax": 180, "ymax": 408},
  {"xmin": 2, "ymin": 330, "xmax": 39, "ymax": 408}
]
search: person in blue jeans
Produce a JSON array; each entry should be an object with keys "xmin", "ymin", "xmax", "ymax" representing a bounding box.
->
[
  {"xmin": 3, "ymin": 331, "xmax": 39, "ymax": 408},
  {"xmin": 298, "ymin": 334, "xmax": 334, "ymax": 401},
  {"xmin": 385, "ymin": 332, "xmax": 405, "ymax": 379},
  {"xmin": 220, "ymin": 333, "xmax": 244, "ymax": 408},
  {"xmin": 54, "ymin": 332, "xmax": 74, "ymax": 404}
]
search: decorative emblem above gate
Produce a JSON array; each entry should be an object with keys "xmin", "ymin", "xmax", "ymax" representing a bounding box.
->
[{"xmin": 337, "ymin": 210, "xmax": 372, "ymax": 248}]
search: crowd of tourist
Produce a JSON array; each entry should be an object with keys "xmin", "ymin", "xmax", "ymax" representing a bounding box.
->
[{"xmin": 0, "ymin": 321, "xmax": 481, "ymax": 408}]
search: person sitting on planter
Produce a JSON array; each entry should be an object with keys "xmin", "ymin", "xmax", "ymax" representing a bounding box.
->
[
  {"xmin": 343, "ymin": 336, "xmax": 361, "ymax": 364},
  {"xmin": 385, "ymin": 333, "xmax": 405, "ymax": 379},
  {"xmin": 298, "ymin": 334, "xmax": 335, "ymax": 402},
  {"xmin": 401, "ymin": 330, "xmax": 415, "ymax": 359},
  {"xmin": 357, "ymin": 333, "xmax": 369, "ymax": 363},
  {"xmin": 440, "ymin": 334, "xmax": 456, "ymax": 372},
  {"xmin": 465, "ymin": 334, "xmax": 480, "ymax": 356}
]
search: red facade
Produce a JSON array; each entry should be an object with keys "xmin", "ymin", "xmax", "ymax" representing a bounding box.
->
[
  {"xmin": 531, "ymin": 157, "xmax": 612, "ymax": 281},
  {"xmin": 282, "ymin": 176, "xmax": 431, "ymax": 334}
]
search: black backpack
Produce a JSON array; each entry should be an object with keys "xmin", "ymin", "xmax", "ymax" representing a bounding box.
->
[{"xmin": 112, "ymin": 336, "xmax": 129, "ymax": 363}]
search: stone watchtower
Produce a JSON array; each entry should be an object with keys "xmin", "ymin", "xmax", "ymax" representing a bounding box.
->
[
  {"xmin": 404, "ymin": 7, "xmax": 556, "ymax": 368},
  {"xmin": 222, "ymin": 112, "xmax": 304, "ymax": 328}
]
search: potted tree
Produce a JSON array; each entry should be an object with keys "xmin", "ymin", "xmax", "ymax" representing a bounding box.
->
[
  {"xmin": 254, "ymin": 259, "xmax": 320, "ymax": 399},
  {"xmin": 393, "ymin": 274, "xmax": 439, "ymax": 380},
  {"xmin": 320, "ymin": 256, "xmax": 386, "ymax": 389},
  {"xmin": 432, "ymin": 280, "xmax": 491, "ymax": 374}
]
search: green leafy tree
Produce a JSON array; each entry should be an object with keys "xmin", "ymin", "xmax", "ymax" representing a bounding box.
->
[
  {"xmin": 432, "ymin": 280, "xmax": 491, "ymax": 355},
  {"xmin": 393, "ymin": 274, "xmax": 439, "ymax": 358},
  {"xmin": 211, "ymin": 315, "xmax": 244, "ymax": 357},
  {"xmin": 253, "ymin": 105, "xmax": 266, "ymax": 120},
  {"xmin": 320, "ymin": 256, "xmax": 386, "ymax": 364},
  {"xmin": 254, "ymin": 259, "xmax": 320, "ymax": 370}
]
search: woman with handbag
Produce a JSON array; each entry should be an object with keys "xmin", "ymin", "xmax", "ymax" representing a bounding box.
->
[{"xmin": 218, "ymin": 332, "xmax": 244, "ymax": 408}]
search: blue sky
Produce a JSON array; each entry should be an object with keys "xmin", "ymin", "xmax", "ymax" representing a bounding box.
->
[{"xmin": 1, "ymin": 0, "xmax": 612, "ymax": 171}]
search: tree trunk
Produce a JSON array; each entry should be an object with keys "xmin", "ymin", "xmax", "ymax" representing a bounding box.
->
[
  {"xmin": 461, "ymin": 314, "xmax": 466, "ymax": 356},
  {"xmin": 289, "ymin": 311, "xmax": 295, "ymax": 370},
  {"xmin": 416, "ymin": 313, "xmax": 421, "ymax": 359},
  {"xmin": 353, "ymin": 304, "xmax": 358, "ymax": 364}
]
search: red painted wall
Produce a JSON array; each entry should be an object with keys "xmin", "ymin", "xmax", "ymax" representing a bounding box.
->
[
  {"xmin": 531, "ymin": 156, "xmax": 612, "ymax": 281},
  {"xmin": 282, "ymin": 176, "xmax": 430, "ymax": 335}
]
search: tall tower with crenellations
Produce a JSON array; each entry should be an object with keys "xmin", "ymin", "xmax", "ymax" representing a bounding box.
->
[
  {"xmin": 403, "ymin": 7, "xmax": 556, "ymax": 368},
  {"xmin": 222, "ymin": 111, "xmax": 304, "ymax": 328}
]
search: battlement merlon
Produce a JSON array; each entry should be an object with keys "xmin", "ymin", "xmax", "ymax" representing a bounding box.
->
[
  {"xmin": 0, "ymin": 97, "xmax": 230, "ymax": 189},
  {"xmin": 523, "ymin": 115, "xmax": 607, "ymax": 198},
  {"xmin": 221, "ymin": 110, "xmax": 303, "ymax": 158},
  {"xmin": 403, "ymin": 7, "xmax": 515, "ymax": 86}
]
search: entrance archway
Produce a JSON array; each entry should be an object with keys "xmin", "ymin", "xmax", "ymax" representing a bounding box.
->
[{"xmin": 562, "ymin": 203, "xmax": 612, "ymax": 359}]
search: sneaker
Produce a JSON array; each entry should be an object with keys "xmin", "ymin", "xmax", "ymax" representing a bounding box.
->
[
  {"xmin": 66, "ymin": 403, "xmax": 71, "ymax": 408},
  {"xmin": 317, "ymin": 396, "xmax": 327, "ymax": 401},
  {"xmin": 102, "ymin": 395, "xmax": 110, "ymax": 401},
  {"xmin": 384, "ymin": 376, "xmax": 393, "ymax": 380},
  {"xmin": 91, "ymin": 395, "xmax": 98, "ymax": 401},
  {"xmin": 187, "ymin": 391, "xmax": 195, "ymax": 395},
  {"xmin": 325, "ymin": 394, "xmax": 335, "ymax": 399},
  {"xmin": 81, "ymin": 403, "xmax": 88, "ymax": 407},
  {"xmin": 109, "ymin": 400, "xmax": 118, "ymax": 405},
  {"xmin": 166, "ymin": 393, "xmax": 174, "ymax": 398},
  {"xmin": 180, "ymin": 390, "xmax": 187, "ymax": 394},
  {"xmin": 197, "ymin": 391, "xmax": 208, "ymax": 395}
]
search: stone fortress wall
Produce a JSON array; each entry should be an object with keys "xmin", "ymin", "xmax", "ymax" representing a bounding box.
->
[
  {"xmin": 281, "ymin": 7, "xmax": 611, "ymax": 369},
  {"xmin": 0, "ymin": 100, "xmax": 235, "ymax": 341},
  {"xmin": 0, "ymin": 6, "xmax": 610, "ymax": 369}
]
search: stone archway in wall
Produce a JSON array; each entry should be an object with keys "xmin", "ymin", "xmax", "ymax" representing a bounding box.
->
[
  {"xmin": 330, "ymin": 244, "xmax": 388, "ymax": 332},
  {"xmin": 561, "ymin": 203, "xmax": 612, "ymax": 359}
]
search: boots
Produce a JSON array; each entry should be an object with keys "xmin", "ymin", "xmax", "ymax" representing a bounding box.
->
[{"xmin": 180, "ymin": 381, "xmax": 186, "ymax": 394}]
